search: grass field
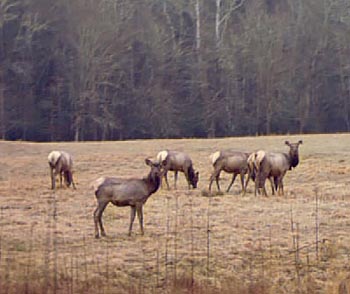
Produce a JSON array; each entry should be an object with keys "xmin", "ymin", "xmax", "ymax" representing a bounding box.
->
[{"xmin": 1, "ymin": 134, "xmax": 350, "ymax": 293}]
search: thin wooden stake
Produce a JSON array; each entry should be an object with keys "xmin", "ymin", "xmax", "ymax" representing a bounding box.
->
[
  {"xmin": 53, "ymin": 192, "xmax": 58, "ymax": 294},
  {"xmin": 290, "ymin": 205, "xmax": 296, "ymax": 252},
  {"xmin": 315, "ymin": 188, "xmax": 319, "ymax": 261},
  {"xmin": 189, "ymin": 193, "xmax": 194, "ymax": 293},
  {"xmin": 83, "ymin": 235, "xmax": 88, "ymax": 287},
  {"xmin": 165, "ymin": 196, "xmax": 170, "ymax": 291},
  {"xmin": 43, "ymin": 194, "xmax": 53, "ymax": 294},
  {"xmin": 206, "ymin": 197, "xmax": 211, "ymax": 278},
  {"xmin": 156, "ymin": 241, "xmax": 160, "ymax": 289},
  {"xmin": 295, "ymin": 223, "xmax": 301, "ymax": 289},
  {"xmin": 174, "ymin": 194, "xmax": 178, "ymax": 287}
]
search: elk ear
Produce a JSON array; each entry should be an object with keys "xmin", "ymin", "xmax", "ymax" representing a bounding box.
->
[
  {"xmin": 145, "ymin": 158, "xmax": 152, "ymax": 166},
  {"xmin": 285, "ymin": 141, "xmax": 290, "ymax": 146},
  {"xmin": 298, "ymin": 140, "xmax": 303, "ymax": 145}
]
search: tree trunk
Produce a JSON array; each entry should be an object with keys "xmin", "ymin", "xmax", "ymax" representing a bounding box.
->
[
  {"xmin": 0, "ymin": 81, "xmax": 5, "ymax": 140},
  {"xmin": 195, "ymin": 0, "xmax": 201, "ymax": 64},
  {"xmin": 215, "ymin": 0, "xmax": 221, "ymax": 49},
  {"xmin": 74, "ymin": 126, "xmax": 80, "ymax": 142}
]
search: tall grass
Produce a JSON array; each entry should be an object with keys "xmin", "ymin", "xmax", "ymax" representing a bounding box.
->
[{"xmin": 0, "ymin": 193, "xmax": 347, "ymax": 294}]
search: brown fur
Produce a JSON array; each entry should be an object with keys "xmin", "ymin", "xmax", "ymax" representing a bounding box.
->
[
  {"xmin": 208, "ymin": 150, "xmax": 250, "ymax": 193},
  {"xmin": 255, "ymin": 140, "xmax": 302, "ymax": 196},
  {"xmin": 245, "ymin": 151, "xmax": 275, "ymax": 196},
  {"xmin": 157, "ymin": 150, "xmax": 199, "ymax": 190},
  {"xmin": 93, "ymin": 159, "xmax": 165, "ymax": 238},
  {"xmin": 48, "ymin": 151, "xmax": 76, "ymax": 190}
]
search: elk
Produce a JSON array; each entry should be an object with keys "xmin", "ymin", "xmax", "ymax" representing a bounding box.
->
[
  {"xmin": 255, "ymin": 140, "xmax": 303, "ymax": 196},
  {"xmin": 93, "ymin": 159, "xmax": 165, "ymax": 238},
  {"xmin": 156, "ymin": 150, "xmax": 199, "ymax": 190},
  {"xmin": 208, "ymin": 150, "xmax": 250, "ymax": 194},
  {"xmin": 244, "ymin": 151, "xmax": 276, "ymax": 196},
  {"xmin": 48, "ymin": 151, "xmax": 76, "ymax": 190}
]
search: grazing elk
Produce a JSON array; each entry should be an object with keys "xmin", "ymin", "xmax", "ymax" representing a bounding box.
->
[
  {"xmin": 92, "ymin": 159, "xmax": 165, "ymax": 238},
  {"xmin": 208, "ymin": 150, "xmax": 250, "ymax": 194},
  {"xmin": 255, "ymin": 140, "xmax": 303, "ymax": 196},
  {"xmin": 156, "ymin": 150, "xmax": 199, "ymax": 190},
  {"xmin": 48, "ymin": 151, "xmax": 76, "ymax": 190}
]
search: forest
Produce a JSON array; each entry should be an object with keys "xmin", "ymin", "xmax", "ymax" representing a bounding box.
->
[{"xmin": 0, "ymin": 0, "xmax": 349, "ymax": 141}]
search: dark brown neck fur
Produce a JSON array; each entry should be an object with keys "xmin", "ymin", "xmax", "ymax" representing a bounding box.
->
[
  {"xmin": 144, "ymin": 173, "xmax": 161, "ymax": 195},
  {"xmin": 286, "ymin": 152, "xmax": 299, "ymax": 169}
]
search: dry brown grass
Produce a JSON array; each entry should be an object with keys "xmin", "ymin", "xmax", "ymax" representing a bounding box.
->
[{"xmin": 0, "ymin": 134, "xmax": 350, "ymax": 293}]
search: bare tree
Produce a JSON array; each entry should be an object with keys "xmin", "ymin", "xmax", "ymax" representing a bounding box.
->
[
  {"xmin": 0, "ymin": 0, "xmax": 22, "ymax": 139},
  {"xmin": 63, "ymin": 0, "xmax": 134, "ymax": 141}
]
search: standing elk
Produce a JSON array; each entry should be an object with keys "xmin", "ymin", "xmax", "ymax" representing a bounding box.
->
[
  {"xmin": 255, "ymin": 140, "xmax": 303, "ymax": 196},
  {"xmin": 156, "ymin": 150, "xmax": 199, "ymax": 190},
  {"xmin": 48, "ymin": 151, "xmax": 76, "ymax": 190},
  {"xmin": 208, "ymin": 150, "xmax": 250, "ymax": 194},
  {"xmin": 245, "ymin": 150, "xmax": 276, "ymax": 196},
  {"xmin": 92, "ymin": 159, "xmax": 165, "ymax": 238}
]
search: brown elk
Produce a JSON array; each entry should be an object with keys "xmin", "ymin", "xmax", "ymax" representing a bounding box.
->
[
  {"xmin": 244, "ymin": 151, "xmax": 275, "ymax": 196},
  {"xmin": 255, "ymin": 140, "xmax": 303, "ymax": 196},
  {"xmin": 48, "ymin": 151, "xmax": 76, "ymax": 190},
  {"xmin": 92, "ymin": 159, "xmax": 165, "ymax": 238},
  {"xmin": 208, "ymin": 150, "xmax": 250, "ymax": 194},
  {"xmin": 156, "ymin": 150, "xmax": 199, "ymax": 190}
]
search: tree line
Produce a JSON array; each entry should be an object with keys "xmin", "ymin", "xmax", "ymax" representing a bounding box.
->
[{"xmin": 0, "ymin": 0, "xmax": 349, "ymax": 141}]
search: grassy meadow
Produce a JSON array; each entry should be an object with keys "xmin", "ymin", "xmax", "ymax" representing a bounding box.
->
[{"xmin": 0, "ymin": 134, "xmax": 350, "ymax": 293}]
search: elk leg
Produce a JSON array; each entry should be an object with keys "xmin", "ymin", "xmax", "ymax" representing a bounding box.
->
[
  {"xmin": 136, "ymin": 204, "xmax": 144, "ymax": 235},
  {"xmin": 69, "ymin": 171, "xmax": 76, "ymax": 189},
  {"xmin": 65, "ymin": 171, "xmax": 73, "ymax": 187},
  {"xmin": 255, "ymin": 171, "xmax": 260, "ymax": 196},
  {"xmin": 214, "ymin": 170, "xmax": 222, "ymax": 191},
  {"xmin": 163, "ymin": 171, "xmax": 170, "ymax": 190},
  {"xmin": 257, "ymin": 171, "xmax": 268, "ymax": 196},
  {"xmin": 244, "ymin": 167, "xmax": 256, "ymax": 196},
  {"xmin": 208, "ymin": 175, "xmax": 214, "ymax": 192},
  {"xmin": 269, "ymin": 177, "xmax": 275, "ymax": 195},
  {"xmin": 94, "ymin": 201, "xmax": 108, "ymax": 238},
  {"xmin": 239, "ymin": 172, "xmax": 245, "ymax": 194},
  {"xmin": 243, "ymin": 171, "xmax": 250, "ymax": 196},
  {"xmin": 174, "ymin": 171, "xmax": 178, "ymax": 189},
  {"xmin": 278, "ymin": 178, "xmax": 284, "ymax": 196},
  {"xmin": 98, "ymin": 203, "xmax": 108, "ymax": 237},
  {"xmin": 59, "ymin": 172, "xmax": 63, "ymax": 188},
  {"xmin": 261, "ymin": 177, "xmax": 268, "ymax": 197},
  {"xmin": 215, "ymin": 171, "xmax": 221, "ymax": 191},
  {"xmin": 226, "ymin": 173, "xmax": 237, "ymax": 193},
  {"xmin": 129, "ymin": 206, "xmax": 136, "ymax": 236},
  {"xmin": 93, "ymin": 207, "xmax": 100, "ymax": 238},
  {"xmin": 273, "ymin": 177, "xmax": 278, "ymax": 192},
  {"xmin": 277, "ymin": 172, "xmax": 286, "ymax": 196},
  {"xmin": 262, "ymin": 186, "xmax": 268, "ymax": 196},
  {"xmin": 257, "ymin": 179, "xmax": 267, "ymax": 196},
  {"xmin": 209, "ymin": 170, "xmax": 220, "ymax": 192},
  {"xmin": 257, "ymin": 170, "xmax": 265, "ymax": 196},
  {"xmin": 50, "ymin": 168, "xmax": 55, "ymax": 190},
  {"xmin": 184, "ymin": 170, "xmax": 192, "ymax": 189}
]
